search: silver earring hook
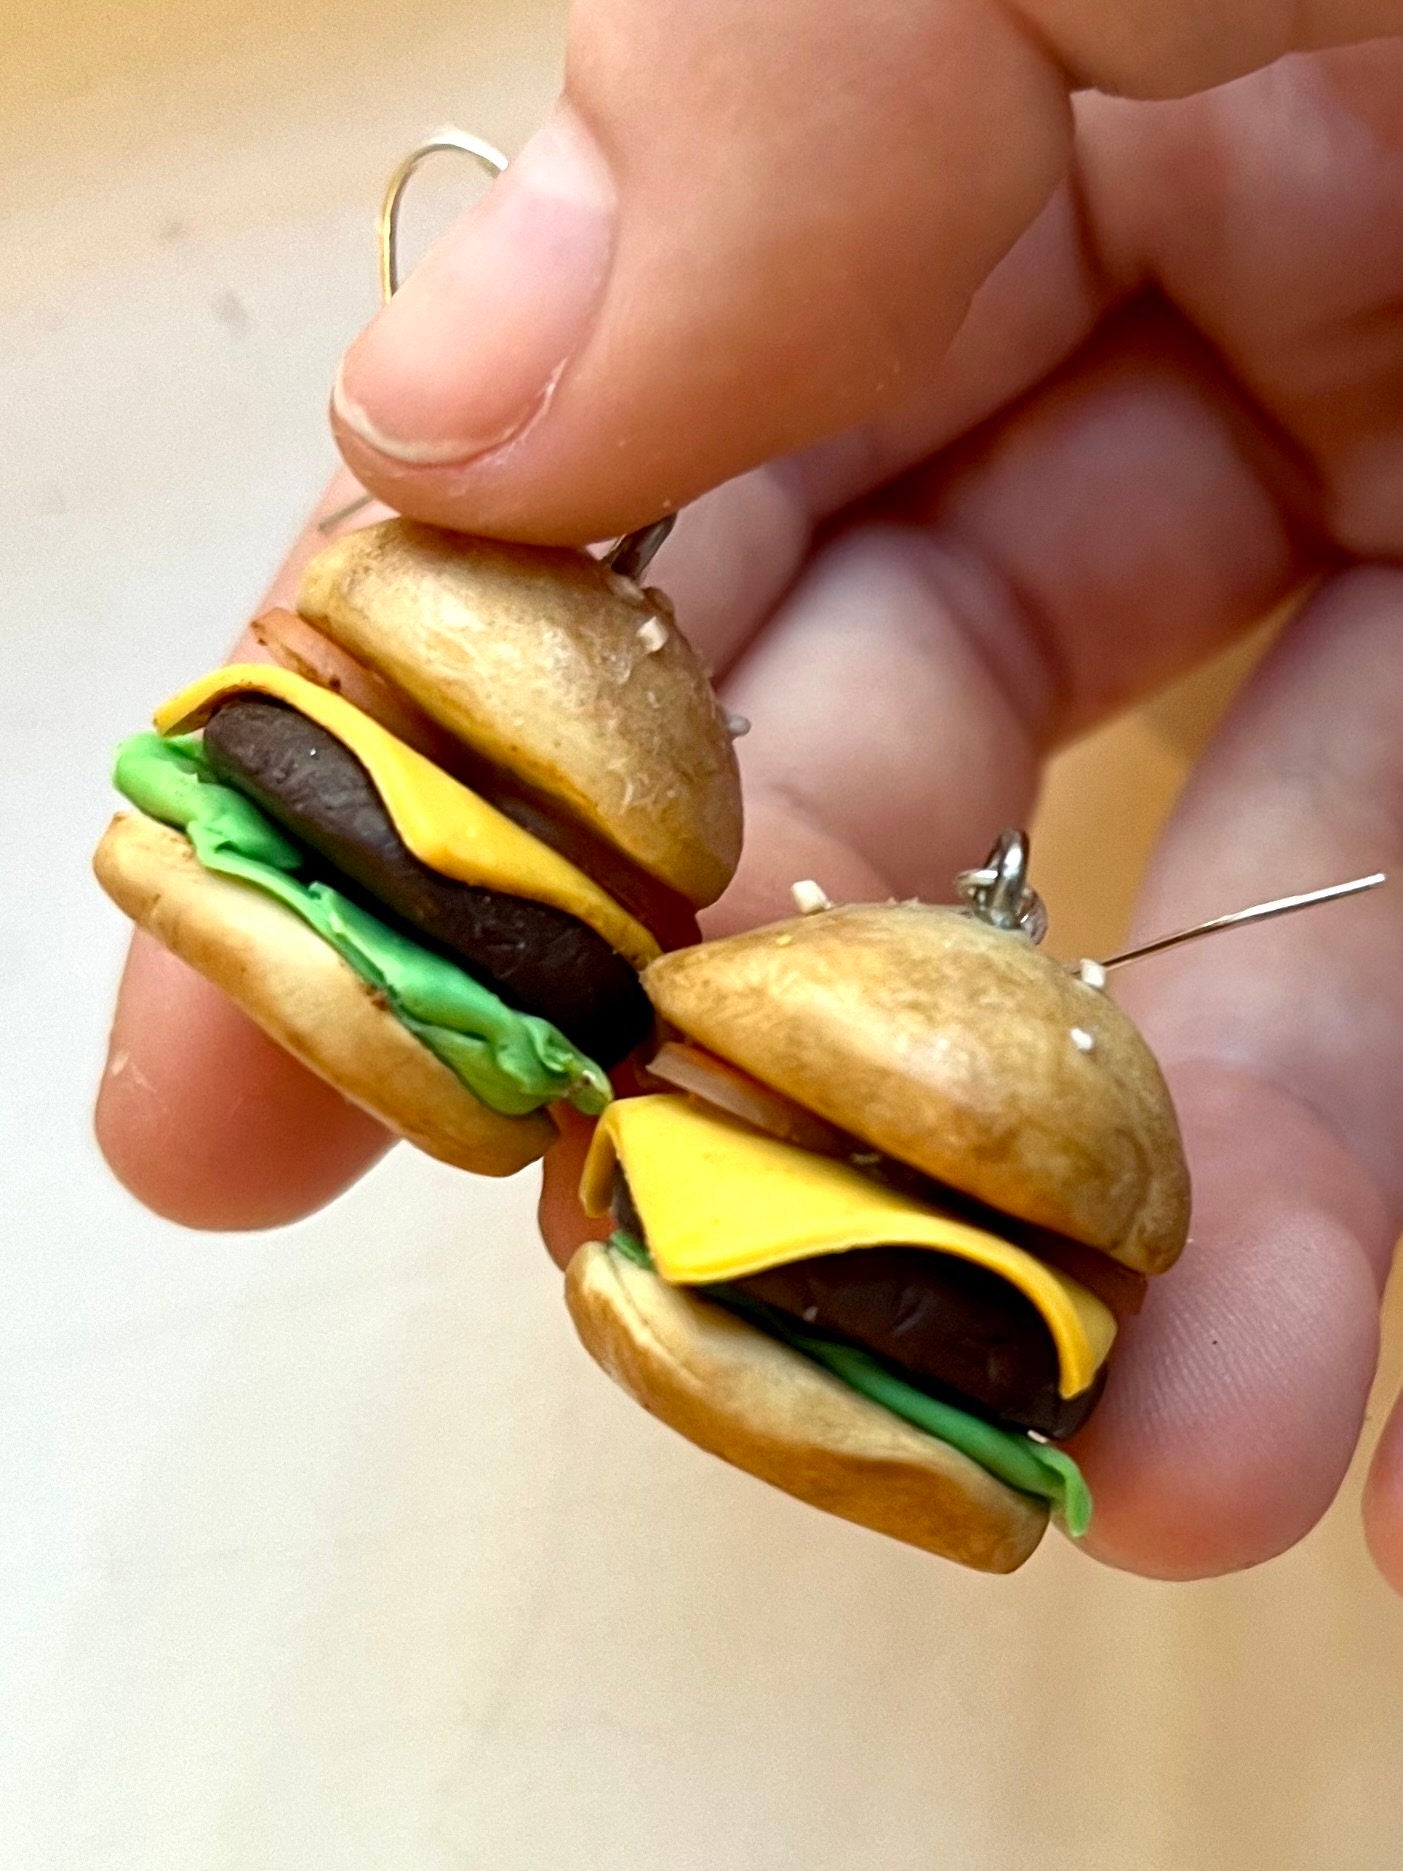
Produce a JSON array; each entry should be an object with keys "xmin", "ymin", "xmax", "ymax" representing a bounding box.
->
[
  {"xmin": 957, "ymin": 829, "xmax": 1049, "ymax": 945},
  {"xmin": 320, "ymin": 128, "xmax": 675, "ymax": 578}
]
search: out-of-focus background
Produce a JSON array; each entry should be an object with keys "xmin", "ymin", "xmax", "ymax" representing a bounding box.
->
[{"xmin": 4, "ymin": 4, "xmax": 1402, "ymax": 1866}]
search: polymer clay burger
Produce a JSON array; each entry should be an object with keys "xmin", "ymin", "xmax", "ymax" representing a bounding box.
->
[
  {"xmin": 94, "ymin": 519, "xmax": 742, "ymax": 1174},
  {"xmin": 567, "ymin": 838, "xmax": 1190, "ymax": 1573}
]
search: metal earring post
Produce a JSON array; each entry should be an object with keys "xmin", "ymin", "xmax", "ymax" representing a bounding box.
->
[
  {"xmin": 952, "ymin": 831, "xmax": 1386, "ymax": 972},
  {"xmin": 1101, "ymin": 872, "xmax": 1387, "ymax": 971},
  {"xmin": 603, "ymin": 516, "xmax": 676, "ymax": 582}
]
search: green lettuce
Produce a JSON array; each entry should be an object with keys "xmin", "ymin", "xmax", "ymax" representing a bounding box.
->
[
  {"xmin": 114, "ymin": 732, "xmax": 611, "ymax": 1118},
  {"xmin": 607, "ymin": 1230, "xmax": 1091, "ymax": 1534}
]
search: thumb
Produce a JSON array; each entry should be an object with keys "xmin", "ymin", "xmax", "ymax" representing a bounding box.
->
[{"xmin": 332, "ymin": 0, "xmax": 1401, "ymax": 544}]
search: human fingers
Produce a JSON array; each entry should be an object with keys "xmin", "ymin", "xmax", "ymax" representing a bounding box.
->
[
  {"xmin": 97, "ymin": 934, "xmax": 394, "ymax": 1231},
  {"xmin": 539, "ymin": 1103, "xmax": 612, "ymax": 1271},
  {"xmin": 1077, "ymin": 39, "xmax": 1403, "ymax": 560},
  {"xmin": 1073, "ymin": 569, "xmax": 1403, "ymax": 1578},
  {"xmin": 331, "ymin": 0, "xmax": 1402, "ymax": 542}
]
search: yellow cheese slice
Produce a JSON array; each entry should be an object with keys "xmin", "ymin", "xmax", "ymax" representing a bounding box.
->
[
  {"xmin": 581, "ymin": 1095, "xmax": 1116, "ymax": 1398},
  {"xmin": 155, "ymin": 666, "xmax": 659, "ymax": 969}
]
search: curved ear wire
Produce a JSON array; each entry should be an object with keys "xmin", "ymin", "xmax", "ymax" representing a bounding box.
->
[
  {"xmin": 320, "ymin": 127, "xmax": 676, "ymax": 579},
  {"xmin": 1099, "ymin": 871, "xmax": 1387, "ymax": 972},
  {"xmin": 376, "ymin": 127, "xmax": 507, "ymax": 298}
]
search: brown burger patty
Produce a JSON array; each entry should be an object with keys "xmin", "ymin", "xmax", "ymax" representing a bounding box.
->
[
  {"xmin": 734, "ymin": 1249, "xmax": 1103, "ymax": 1440},
  {"xmin": 202, "ymin": 698, "xmax": 653, "ymax": 1067},
  {"xmin": 611, "ymin": 1175, "xmax": 1102, "ymax": 1440}
]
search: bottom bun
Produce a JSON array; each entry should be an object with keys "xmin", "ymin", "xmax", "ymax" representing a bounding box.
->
[
  {"xmin": 94, "ymin": 813, "xmax": 553, "ymax": 1176},
  {"xmin": 565, "ymin": 1239, "xmax": 1048, "ymax": 1572}
]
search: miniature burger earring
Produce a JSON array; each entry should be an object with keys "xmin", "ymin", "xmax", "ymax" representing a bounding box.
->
[
  {"xmin": 94, "ymin": 132, "xmax": 742, "ymax": 1176},
  {"xmin": 565, "ymin": 832, "xmax": 1385, "ymax": 1573}
]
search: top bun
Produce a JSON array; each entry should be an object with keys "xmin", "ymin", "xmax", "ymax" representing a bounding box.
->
[
  {"xmin": 644, "ymin": 904, "xmax": 1190, "ymax": 1275},
  {"xmin": 298, "ymin": 521, "xmax": 741, "ymax": 908}
]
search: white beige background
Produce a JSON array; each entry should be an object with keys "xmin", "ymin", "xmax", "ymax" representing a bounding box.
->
[{"xmin": 4, "ymin": 4, "xmax": 1403, "ymax": 1866}]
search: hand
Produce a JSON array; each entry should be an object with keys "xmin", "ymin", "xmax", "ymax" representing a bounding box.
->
[{"xmin": 100, "ymin": 0, "xmax": 1403, "ymax": 1588}]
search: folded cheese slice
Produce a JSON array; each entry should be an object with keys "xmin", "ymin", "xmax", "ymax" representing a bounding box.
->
[
  {"xmin": 156, "ymin": 666, "xmax": 659, "ymax": 969},
  {"xmin": 581, "ymin": 1095, "xmax": 1116, "ymax": 1399}
]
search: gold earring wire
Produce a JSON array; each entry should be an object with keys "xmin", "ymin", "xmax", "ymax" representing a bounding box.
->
[
  {"xmin": 319, "ymin": 127, "xmax": 676, "ymax": 577},
  {"xmin": 1101, "ymin": 871, "xmax": 1387, "ymax": 971}
]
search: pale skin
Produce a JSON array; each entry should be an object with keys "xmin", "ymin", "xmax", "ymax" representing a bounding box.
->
[{"xmin": 98, "ymin": 0, "xmax": 1403, "ymax": 1587}]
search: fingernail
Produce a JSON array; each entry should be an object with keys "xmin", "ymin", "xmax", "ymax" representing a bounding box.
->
[{"xmin": 334, "ymin": 106, "xmax": 616, "ymax": 466}]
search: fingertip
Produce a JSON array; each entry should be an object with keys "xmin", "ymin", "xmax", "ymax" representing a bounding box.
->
[
  {"xmin": 328, "ymin": 407, "xmax": 665, "ymax": 548},
  {"xmin": 96, "ymin": 935, "xmax": 391, "ymax": 1231},
  {"xmin": 1075, "ymin": 1317, "xmax": 1367, "ymax": 1584},
  {"xmin": 329, "ymin": 0, "xmax": 1079, "ymax": 543},
  {"xmin": 1075, "ymin": 1254, "xmax": 1378, "ymax": 1581},
  {"xmin": 1070, "ymin": 1064, "xmax": 1384, "ymax": 1580}
]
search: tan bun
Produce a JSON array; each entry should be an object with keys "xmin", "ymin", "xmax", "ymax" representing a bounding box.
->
[
  {"xmin": 645, "ymin": 904, "xmax": 1190, "ymax": 1275},
  {"xmin": 566, "ymin": 1239, "xmax": 1047, "ymax": 1572},
  {"xmin": 298, "ymin": 520, "xmax": 742, "ymax": 908},
  {"xmin": 94, "ymin": 814, "xmax": 552, "ymax": 1177}
]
